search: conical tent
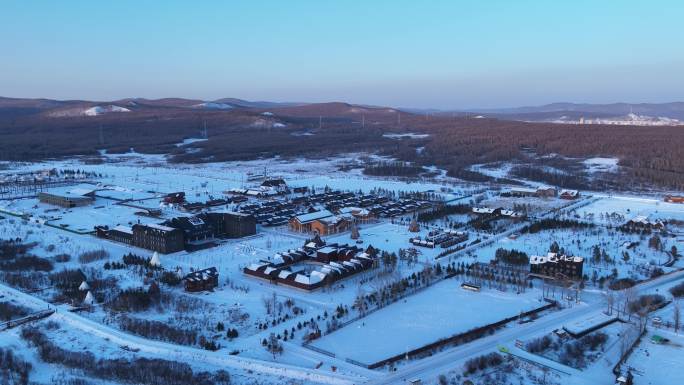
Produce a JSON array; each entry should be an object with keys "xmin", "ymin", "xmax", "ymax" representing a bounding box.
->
[
  {"xmin": 78, "ymin": 281, "xmax": 90, "ymax": 291},
  {"xmin": 150, "ymin": 252, "xmax": 161, "ymax": 266},
  {"xmin": 408, "ymin": 218, "xmax": 420, "ymax": 232},
  {"xmin": 83, "ymin": 291, "xmax": 95, "ymax": 306}
]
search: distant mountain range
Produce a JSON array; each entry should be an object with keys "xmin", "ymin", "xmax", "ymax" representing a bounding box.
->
[
  {"xmin": 1, "ymin": 96, "xmax": 683, "ymax": 123},
  {"xmin": 0, "ymin": 97, "xmax": 403, "ymax": 121},
  {"xmin": 463, "ymin": 102, "xmax": 684, "ymax": 121}
]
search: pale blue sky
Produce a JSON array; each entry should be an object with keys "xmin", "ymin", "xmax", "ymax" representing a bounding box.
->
[{"xmin": 1, "ymin": 0, "xmax": 683, "ymax": 108}]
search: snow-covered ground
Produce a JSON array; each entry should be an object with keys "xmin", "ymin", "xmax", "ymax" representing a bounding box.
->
[
  {"xmin": 2, "ymin": 153, "xmax": 682, "ymax": 384},
  {"xmin": 583, "ymin": 157, "xmax": 619, "ymax": 174},
  {"xmin": 310, "ymin": 280, "xmax": 546, "ymax": 365},
  {"xmin": 574, "ymin": 196, "xmax": 684, "ymax": 224},
  {"xmin": 625, "ymin": 329, "xmax": 684, "ymax": 385}
]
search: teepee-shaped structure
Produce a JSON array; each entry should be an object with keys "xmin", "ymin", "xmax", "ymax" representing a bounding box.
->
[
  {"xmin": 408, "ymin": 218, "xmax": 420, "ymax": 233},
  {"xmin": 83, "ymin": 291, "xmax": 95, "ymax": 306},
  {"xmin": 150, "ymin": 252, "xmax": 161, "ymax": 267},
  {"xmin": 78, "ymin": 281, "xmax": 90, "ymax": 291}
]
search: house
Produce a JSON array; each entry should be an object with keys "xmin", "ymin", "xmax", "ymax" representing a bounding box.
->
[
  {"xmin": 163, "ymin": 192, "xmax": 185, "ymax": 204},
  {"xmin": 665, "ymin": 195, "xmax": 684, "ymax": 204},
  {"xmin": 338, "ymin": 207, "xmax": 375, "ymax": 222},
  {"xmin": 131, "ymin": 223, "xmax": 185, "ymax": 254},
  {"xmin": 530, "ymin": 253, "xmax": 584, "ymax": 280},
  {"xmin": 38, "ymin": 186, "xmax": 96, "ymax": 208},
  {"xmin": 536, "ymin": 186, "xmax": 557, "ymax": 198},
  {"xmin": 310, "ymin": 215, "xmax": 352, "ymax": 235},
  {"xmin": 289, "ymin": 210, "xmax": 334, "ymax": 233},
  {"xmin": 509, "ymin": 187, "xmax": 537, "ymax": 197},
  {"xmin": 261, "ymin": 178, "xmax": 288, "ymax": 192},
  {"xmin": 472, "ymin": 207, "xmax": 501, "ymax": 215},
  {"xmin": 500, "ymin": 209, "xmax": 524, "ymax": 218},
  {"xmin": 625, "ymin": 215, "xmax": 665, "ymax": 230},
  {"xmin": 183, "ymin": 267, "xmax": 218, "ymax": 292},
  {"xmin": 243, "ymin": 243, "xmax": 376, "ymax": 291},
  {"xmin": 559, "ymin": 189, "xmax": 580, "ymax": 200}
]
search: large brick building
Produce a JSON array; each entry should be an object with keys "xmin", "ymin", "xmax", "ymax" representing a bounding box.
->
[
  {"xmin": 289, "ymin": 210, "xmax": 352, "ymax": 235},
  {"xmin": 38, "ymin": 187, "xmax": 95, "ymax": 208},
  {"xmin": 204, "ymin": 212, "xmax": 256, "ymax": 238},
  {"xmin": 530, "ymin": 252, "xmax": 584, "ymax": 280},
  {"xmin": 131, "ymin": 223, "xmax": 184, "ymax": 254}
]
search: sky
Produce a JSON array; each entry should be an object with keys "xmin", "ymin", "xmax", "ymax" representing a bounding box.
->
[{"xmin": 1, "ymin": 0, "xmax": 683, "ymax": 109}]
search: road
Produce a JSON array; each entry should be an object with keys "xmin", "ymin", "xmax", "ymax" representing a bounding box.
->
[{"xmin": 367, "ymin": 269, "xmax": 684, "ymax": 385}]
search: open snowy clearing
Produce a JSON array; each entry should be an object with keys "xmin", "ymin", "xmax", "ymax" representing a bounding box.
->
[
  {"xmin": 310, "ymin": 279, "xmax": 546, "ymax": 365},
  {"xmin": 574, "ymin": 196, "xmax": 684, "ymax": 224},
  {"xmin": 625, "ymin": 329, "xmax": 684, "ymax": 385}
]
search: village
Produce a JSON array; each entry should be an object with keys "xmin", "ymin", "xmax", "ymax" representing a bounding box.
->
[{"xmin": 1, "ymin": 153, "xmax": 684, "ymax": 385}]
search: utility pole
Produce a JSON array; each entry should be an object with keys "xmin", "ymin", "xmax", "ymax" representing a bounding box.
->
[
  {"xmin": 362, "ymin": 114, "xmax": 365, "ymax": 128},
  {"xmin": 319, "ymin": 116, "xmax": 322, "ymax": 129}
]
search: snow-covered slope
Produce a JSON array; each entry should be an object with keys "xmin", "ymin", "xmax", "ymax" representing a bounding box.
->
[
  {"xmin": 83, "ymin": 105, "xmax": 131, "ymax": 116},
  {"xmin": 192, "ymin": 102, "xmax": 233, "ymax": 110}
]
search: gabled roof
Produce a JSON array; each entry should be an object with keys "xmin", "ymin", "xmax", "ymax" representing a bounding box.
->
[{"xmin": 294, "ymin": 210, "xmax": 333, "ymax": 224}]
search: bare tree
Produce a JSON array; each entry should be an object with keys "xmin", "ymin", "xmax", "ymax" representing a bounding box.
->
[
  {"xmin": 674, "ymin": 300, "xmax": 681, "ymax": 333},
  {"xmin": 354, "ymin": 287, "xmax": 367, "ymax": 316},
  {"xmin": 604, "ymin": 290, "xmax": 615, "ymax": 316}
]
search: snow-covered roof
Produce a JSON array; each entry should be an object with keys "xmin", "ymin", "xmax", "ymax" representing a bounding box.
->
[
  {"xmin": 510, "ymin": 187, "xmax": 537, "ymax": 194},
  {"xmin": 69, "ymin": 187, "xmax": 95, "ymax": 196},
  {"xmin": 294, "ymin": 274, "xmax": 310, "ymax": 285},
  {"xmin": 530, "ymin": 253, "xmax": 583, "ymax": 264},
  {"xmin": 473, "ymin": 207, "xmax": 496, "ymax": 214},
  {"xmin": 145, "ymin": 223, "xmax": 177, "ymax": 232},
  {"xmin": 294, "ymin": 210, "xmax": 333, "ymax": 224},
  {"xmin": 560, "ymin": 189, "xmax": 579, "ymax": 196},
  {"xmin": 318, "ymin": 215, "xmax": 350, "ymax": 226},
  {"xmin": 278, "ymin": 270, "xmax": 292, "ymax": 279},
  {"xmin": 309, "ymin": 271, "xmax": 327, "ymax": 284},
  {"xmin": 339, "ymin": 207, "xmax": 370, "ymax": 216},
  {"xmin": 246, "ymin": 263, "xmax": 268, "ymax": 271}
]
